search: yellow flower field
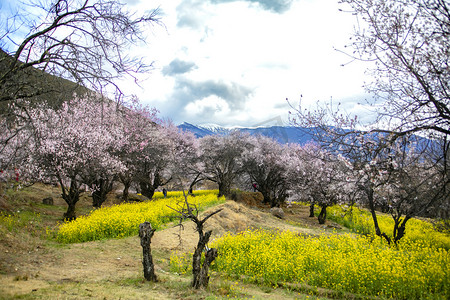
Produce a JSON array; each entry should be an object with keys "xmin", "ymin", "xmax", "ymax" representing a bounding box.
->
[
  {"xmin": 210, "ymin": 229, "xmax": 450, "ymax": 299},
  {"xmin": 325, "ymin": 205, "xmax": 450, "ymax": 250},
  {"xmin": 56, "ymin": 190, "xmax": 224, "ymax": 243}
]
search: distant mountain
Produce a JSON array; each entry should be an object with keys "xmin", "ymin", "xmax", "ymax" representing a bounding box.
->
[
  {"xmin": 194, "ymin": 123, "xmax": 233, "ymax": 135},
  {"xmin": 177, "ymin": 122, "xmax": 316, "ymax": 144},
  {"xmin": 177, "ymin": 123, "xmax": 218, "ymax": 138}
]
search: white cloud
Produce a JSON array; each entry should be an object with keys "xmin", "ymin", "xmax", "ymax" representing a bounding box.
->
[
  {"xmin": 184, "ymin": 95, "xmax": 231, "ymax": 117},
  {"xmin": 120, "ymin": 0, "xmax": 373, "ymax": 126}
]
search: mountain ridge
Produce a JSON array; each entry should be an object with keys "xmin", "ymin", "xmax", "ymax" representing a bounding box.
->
[{"xmin": 177, "ymin": 122, "xmax": 315, "ymax": 144}]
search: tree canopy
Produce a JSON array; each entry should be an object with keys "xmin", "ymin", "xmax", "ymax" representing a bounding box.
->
[{"xmin": 341, "ymin": 0, "xmax": 449, "ymax": 138}]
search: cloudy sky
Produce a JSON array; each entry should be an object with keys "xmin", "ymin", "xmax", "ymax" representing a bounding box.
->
[
  {"xmin": 1, "ymin": 0, "xmax": 376, "ymax": 127},
  {"xmin": 122, "ymin": 0, "xmax": 376, "ymax": 127}
]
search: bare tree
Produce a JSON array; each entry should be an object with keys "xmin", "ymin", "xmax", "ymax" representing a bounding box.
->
[
  {"xmin": 0, "ymin": 0, "xmax": 161, "ymax": 104},
  {"xmin": 168, "ymin": 194, "xmax": 222, "ymax": 289},
  {"xmin": 340, "ymin": 0, "xmax": 449, "ymax": 138},
  {"xmin": 0, "ymin": 0, "xmax": 162, "ymax": 184},
  {"xmin": 290, "ymin": 100, "xmax": 448, "ymax": 244}
]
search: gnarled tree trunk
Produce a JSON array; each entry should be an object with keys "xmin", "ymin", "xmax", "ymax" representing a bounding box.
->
[
  {"xmin": 59, "ymin": 176, "xmax": 80, "ymax": 221},
  {"xmin": 196, "ymin": 248, "xmax": 218, "ymax": 289},
  {"xmin": 139, "ymin": 170, "xmax": 171, "ymax": 199},
  {"xmin": 92, "ymin": 177, "xmax": 114, "ymax": 208},
  {"xmin": 139, "ymin": 222, "xmax": 157, "ymax": 282},
  {"xmin": 318, "ymin": 205, "xmax": 327, "ymax": 224},
  {"xmin": 168, "ymin": 195, "xmax": 222, "ymax": 289},
  {"xmin": 139, "ymin": 181, "xmax": 156, "ymax": 199},
  {"xmin": 393, "ymin": 215, "xmax": 411, "ymax": 245},
  {"xmin": 217, "ymin": 180, "xmax": 232, "ymax": 198},
  {"xmin": 119, "ymin": 174, "xmax": 132, "ymax": 202},
  {"xmin": 309, "ymin": 202, "xmax": 315, "ymax": 217}
]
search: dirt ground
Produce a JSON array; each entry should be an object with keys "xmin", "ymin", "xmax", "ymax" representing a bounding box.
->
[{"xmin": 0, "ymin": 199, "xmax": 340, "ymax": 299}]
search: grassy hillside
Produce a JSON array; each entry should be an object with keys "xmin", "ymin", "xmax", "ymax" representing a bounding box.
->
[{"xmin": 0, "ymin": 48, "xmax": 90, "ymax": 113}]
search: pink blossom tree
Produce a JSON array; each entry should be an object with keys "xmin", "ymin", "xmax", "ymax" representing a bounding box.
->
[
  {"xmin": 290, "ymin": 99, "xmax": 447, "ymax": 243},
  {"xmin": 23, "ymin": 96, "xmax": 125, "ymax": 219},
  {"xmin": 288, "ymin": 0, "xmax": 449, "ymax": 236},
  {"xmin": 241, "ymin": 135, "xmax": 290, "ymax": 207},
  {"xmin": 132, "ymin": 126, "xmax": 172, "ymax": 199},
  {"xmin": 79, "ymin": 99, "xmax": 127, "ymax": 208},
  {"xmin": 364, "ymin": 135, "xmax": 447, "ymax": 243},
  {"xmin": 113, "ymin": 97, "xmax": 161, "ymax": 201},
  {"xmin": 111, "ymin": 99, "xmax": 200, "ymax": 201},
  {"xmin": 117, "ymin": 114, "xmax": 195, "ymax": 200},
  {"xmin": 199, "ymin": 132, "xmax": 251, "ymax": 197},
  {"xmin": 162, "ymin": 121, "xmax": 202, "ymax": 193},
  {"xmin": 287, "ymin": 142, "xmax": 355, "ymax": 224}
]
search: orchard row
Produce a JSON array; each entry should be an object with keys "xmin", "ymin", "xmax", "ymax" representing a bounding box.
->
[{"xmin": 0, "ymin": 95, "xmax": 447, "ymax": 244}]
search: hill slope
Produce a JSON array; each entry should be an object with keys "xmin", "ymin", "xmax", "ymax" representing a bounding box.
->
[{"xmin": 0, "ymin": 48, "xmax": 91, "ymax": 111}]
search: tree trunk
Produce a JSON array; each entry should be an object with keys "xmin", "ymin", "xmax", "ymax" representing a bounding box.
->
[
  {"xmin": 63, "ymin": 202, "xmax": 77, "ymax": 221},
  {"xmin": 318, "ymin": 205, "xmax": 327, "ymax": 224},
  {"xmin": 192, "ymin": 230, "xmax": 214, "ymax": 289},
  {"xmin": 261, "ymin": 188, "xmax": 277, "ymax": 208},
  {"xmin": 258, "ymin": 185, "xmax": 270, "ymax": 205},
  {"xmin": 218, "ymin": 180, "xmax": 231, "ymax": 198},
  {"xmin": 262, "ymin": 191, "xmax": 270, "ymax": 204},
  {"xmin": 168, "ymin": 197, "xmax": 222, "ymax": 289},
  {"xmin": 92, "ymin": 190, "xmax": 104, "ymax": 208},
  {"xmin": 393, "ymin": 215, "xmax": 410, "ymax": 244},
  {"xmin": 309, "ymin": 202, "xmax": 315, "ymax": 217},
  {"xmin": 366, "ymin": 186, "xmax": 391, "ymax": 244},
  {"xmin": 60, "ymin": 177, "xmax": 80, "ymax": 221},
  {"xmin": 122, "ymin": 183, "xmax": 130, "ymax": 202},
  {"xmin": 139, "ymin": 222, "xmax": 157, "ymax": 282},
  {"xmin": 197, "ymin": 248, "xmax": 218, "ymax": 288},
  {"xmin": 188, "ymin": 173, "xmax": 203, "ymax": 195},
  {"xmin": 270, "ymin": 196, "xmax": 278, "ymax": 208},
  {"xmin": 92, "ymin": 178, "xmax": 114, "ymax": 208},
  {"xmin": 139, "ymin": 181, "xmax": 156, "ymax": 199},
  {"xmin": 120, "ymin": 176, "xmax": 131, "ymax": 202}
]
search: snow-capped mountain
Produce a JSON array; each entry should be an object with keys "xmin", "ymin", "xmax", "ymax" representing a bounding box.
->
[
  {"xmin": 197, "ymin": 123, "xmax": 233, "ymax": 135},
  {"xmin": 177, "ymin": 122, "xmax": 315, "ymax": 144}
]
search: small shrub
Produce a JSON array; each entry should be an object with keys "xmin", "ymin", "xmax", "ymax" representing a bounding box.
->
[
  {"xmin": 0, "ymin": 211, "xmax": 41, "ymax": 233},
  {"xmin": 169, "ymin": 251, "xmax": 192, "ymax": 274}
]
